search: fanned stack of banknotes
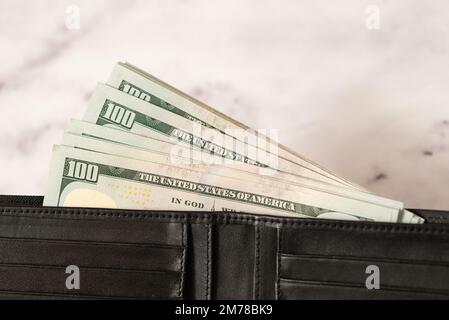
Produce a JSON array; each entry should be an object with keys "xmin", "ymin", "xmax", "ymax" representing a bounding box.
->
[{"xmin": 43, "ymin": 62, "xmax": 423, "ymax": 224}]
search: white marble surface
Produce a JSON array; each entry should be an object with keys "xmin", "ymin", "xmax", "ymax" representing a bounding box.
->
[{"xmin": 1, "ymin": 0, "xmax": 449, "ymax": 209}]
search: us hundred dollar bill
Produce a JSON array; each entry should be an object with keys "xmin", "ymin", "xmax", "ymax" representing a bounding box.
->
[
  {"xmin": 64, "ymin": 120, "xmax": 404, "ymax": 211},
  {"xmin": 108, "ymin": 62, "xmax": 366, "ymax": 191},
  {"xmin": 44, "ymin": 145, "xmax": 407, "ymax": 222},
  {"xmin": 61, "ymin": 131, "xmax": 421, "ymax": 223},
  {"xmin": 82, "ymin": 83, "xmax": 355, "ymax": 188}
]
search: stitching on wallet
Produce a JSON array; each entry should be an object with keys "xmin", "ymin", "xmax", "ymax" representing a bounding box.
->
[
  {"xmin": 178, "ymin": 223, "xmax": 185, "ymax": 299},
  {"xmin": 276, "ymin": 227, "xmax": 282, "ymax": 300},
  {"xmin": 279, "ymin": 253, "xmax": 449, "ymax": 268},
  {"xmin": 0, "ymin": 262, "xmax": 182, "ymax": 276},
  {"xmin": 278, "ymin": 278, "xmax": 449, "ymax": 297},
  {"xmin": 0, "ymin": 289, "xmax": 181, "ymax": 300},
  {"xmin": 1, "ymin": 208, "xmax": 449, "ymax": 235},
  {"xmin": 204, "ymin": 225, "xmax": 208, "ymax": 300},
  {"xmin": 0, "ymin": 236, "xmax": 184, "ymax": 250},
  {"xmin": 205, "ymin": 223, "xmax": 211, "ymax": 300},
  {"xmin": 427, "ymin": 216, "xmax": 449, "ymax": 221},
  {"xmin": 254, "ymin": 224, "xmax": 260, "ymax": 300}
]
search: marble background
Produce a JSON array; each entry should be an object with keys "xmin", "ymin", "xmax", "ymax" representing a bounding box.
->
[{"xmin": 0, "ymin": 0, "xmax": 448, "ymax": 209}]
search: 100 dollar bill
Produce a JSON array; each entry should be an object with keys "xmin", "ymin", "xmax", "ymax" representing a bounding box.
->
[
  {"xmin": 44, "ymin": 146, "xmax": 405, "ymax": 222},
  {"xmin": 109, "ymin": 62, "xmax": 365, "ymax": 190},
  {"xmin": 83, "ymin": 84, "xmax": 354, "ymax": 188},
  {"xmin": 62, "ymin": 132, "xmax": 421, "ymax": 223},
  {"xmin": 64, "ymin": 120, "xmax": 406, "ymax": 211}
]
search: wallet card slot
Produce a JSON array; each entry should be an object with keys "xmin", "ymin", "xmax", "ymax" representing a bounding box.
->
[
  {"xmin": 0, "ymin": 264, "xmax": 183, "ymax": 299},
  {"xmin": 278, "ymin": 278, "xmax": 449, "ymax": 300},
  {"xmin": 0, "ymin": 237, "xmax": 185, "ymax": 272},
  {"xmin": 0, "ymin": 291, "xmax": 77, "ymax": 300},
  {"xmin": 0, "ymin": 208, "xmax": 188, "ymax": 299},
  {"xmin": 281, "ymin": 253, "xmax": 449, "ymax": 269},
  {"xmin": 280, "ymin": 226, "xmax": 449, "ymax": 263},
  {"xmin": 279, "ymin": 254, "xmax": 449, "ymax": 296},
  {"xmin": 0, "ymin": 289, "xmax": 154, "ymax": 300},
  {"xmin": 0, "ymin": 215, "xmax": 184, "ymax": 246}
]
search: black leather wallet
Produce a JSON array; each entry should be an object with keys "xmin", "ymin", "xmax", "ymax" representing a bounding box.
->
[{"xmin": 0, "ymin": 195, "xmax": 448, "ymax": 300}]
